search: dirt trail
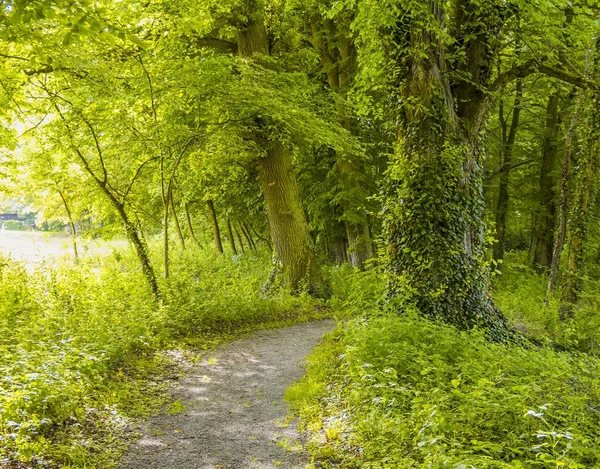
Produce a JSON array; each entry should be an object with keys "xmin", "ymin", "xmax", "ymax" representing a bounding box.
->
[{"xmin": 120, "ymin": 320, "xmax": 334, "ymax": 469}]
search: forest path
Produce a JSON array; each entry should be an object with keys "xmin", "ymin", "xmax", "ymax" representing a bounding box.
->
[{"xmin": 119, "ymin": 320, "xmax": 334, "ymax": 469}]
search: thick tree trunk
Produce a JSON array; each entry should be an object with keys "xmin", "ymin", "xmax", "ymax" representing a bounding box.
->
[
  {"xmin": 547, "ymin": 98, "xmax": 580, "ymax": 300},
  {"xmin": 493, "ymin": 80, "xmax": 522, "ymax": 265},
  {"xmin": 385, "ymin": 0, "xmax": 512, "ymax": 339},
  {"xmin": 563, "ymin": 91, "xmax": 600, "ymax": 314},
  {"xmin": 533, "ymin": 92, "xmax": 560, "ymax": 272},
  {"xmin": 258, "ymin": 141, "xmax": 326, "ymax": 295},
  {"xmin": 227, "ymin": 218, "xmax": 238, "ymax": 255},
  {"xmin": 238, "ymin": 5, "xmax": 327, "ymax": 296},
  {"xmin": 207, "ymin": 199, "xmax": 223, "ymax": 255}
]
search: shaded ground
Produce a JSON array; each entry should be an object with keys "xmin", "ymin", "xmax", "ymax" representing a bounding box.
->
[{"xmin": 120, "ymin": 320, "xmax": 334, "ymax": 469}]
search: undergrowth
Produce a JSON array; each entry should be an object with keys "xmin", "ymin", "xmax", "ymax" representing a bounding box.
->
[
  {"xmin": 288, "ymin": 257, "xmax": 600, "ymax": 469},
  {"xmin": 0, "ymin": 245, "xmax": 325, "ymax": 468}
]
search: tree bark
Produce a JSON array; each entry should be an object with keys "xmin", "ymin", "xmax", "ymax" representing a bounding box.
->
[
  {"xmin": 237, "ymin": 4, "xmax": 327, "ymax": 296},
  {"xmin": 533, "ymin": 91, "xmax": 561, "ymax": 272},
  {"xmin": 57, "ymin": 189, "xmax": 79, "ymax": 262},
  {"xmin": 207, "ymin": 199, "xmax": 223, "ymax": 255},
  {"xmin": 563, "ymin": 90, "xmax": 600, "ymax": 314},
  {"xmin": 258, "ymin": 141, "xmax": 325, "ymax": 295},
  {"xmin": 184, "ymin": 201, "xmax": 202, "ymax": 248},
  {"xmin": 547, "ymin": 97, "xmax": 581, "ymax": 300},
  {"xmin": 493, "ymin": 79, "xmax": 522, "ymax": 265},
  {"xmin": 227, "ymin": 218, "xmax": 238, "ymax": 255},
  {"xmin": 385, "ymin": 0, "xmax": 512, "ymax": 339},
  {"xmin": 234, "ymin": 223, "xmax": 246, "ymax": 254}
]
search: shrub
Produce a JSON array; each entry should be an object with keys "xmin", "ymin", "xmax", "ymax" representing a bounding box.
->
[{"xmin": 289, "ymin": 314, "xmax": 600, "ymax": 468}]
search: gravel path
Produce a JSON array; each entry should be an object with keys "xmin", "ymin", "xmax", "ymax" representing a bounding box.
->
[{"xmin": 120, "ymin": 320, "xmax": 334, "ymax": 469}]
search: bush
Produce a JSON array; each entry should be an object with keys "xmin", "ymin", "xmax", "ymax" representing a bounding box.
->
[{"xmin": 288, "ymin": 314, "xmax": 600, "ymax": 468}]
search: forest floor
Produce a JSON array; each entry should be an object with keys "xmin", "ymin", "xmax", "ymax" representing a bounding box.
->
[{"xmin": 119, "ymin": 319, "xmax": 335, "ymax": 469}]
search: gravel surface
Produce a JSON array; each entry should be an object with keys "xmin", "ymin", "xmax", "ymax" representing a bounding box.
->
[{"xmin": 120, "ymin": 320, "xmax": 335, "ymax": 469}]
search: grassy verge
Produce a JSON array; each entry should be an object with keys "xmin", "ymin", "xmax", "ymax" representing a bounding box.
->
[
  {"xmin": 0, "ymin": 245, "xmax": 329, "ymax": 468},
  {"xmin": 287, "ymin": 263, "xmax": 600, "ymax": 469}
]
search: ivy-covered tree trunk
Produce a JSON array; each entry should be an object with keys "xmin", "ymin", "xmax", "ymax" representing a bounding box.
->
[
  {"xmin": 547, "ymin": 98, "xmax": 580, "ymax": 300},
  {"xmin": 533, "ymin": 91, "xmax": 560, "ymax": 272},
  {"xmin": 493, "ymin": 80, "xmax": 522, "ymax": 265},
  {"xmin": 237, "ymin": 5, "xmax": 326, "ymax": 295},
  {"xmin": 385, "ymin": 0, "xmax": 512, "ymax": 339},
  {"xmin": 563, "ymin": 90, "xmax": 600, "ymax": 314}
]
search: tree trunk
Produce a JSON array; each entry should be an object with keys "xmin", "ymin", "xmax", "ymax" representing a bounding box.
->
[
  {"xmin": 237, "ymin": 5, "xmax": 327, "ymax": 296},
  {"xmin": 547, "ymin": 97, "xmax": 580, "ymax": 300},
  {"xmin": 242, "ymin": 222, "xmax": 257, "ymax": 251},
  {"xmin": 246, "ymin": 221, "xmax": 273, "ymax": 251},
  {"xmin": 258, "ymin": 141, "xmax": 326, "ymax": 295},
  {"xmin": 163, "ymin": 187, "xmax": 170, "ymax": 279},
  {"xmin": 493, "ymin": 79, "xmax": 522, "ymax": 265},
  {"xmin": 234, "ymin": 223, "xmax": 246, "ymax": 254},
  {"xmin": 170, "ymin": 195, "xmax": 186, "ymax": 251},
  {"xmin": 533, "ymin": 91, "xmax": 560, "ymax": 272},
  {"xmin": 240, "ymin": 222, "xmax": 255, "ymax": 251},
  {"xmin": 207, "ymin": 199, "xmax": 223, "ymax": 255},
  {"xmin": 562, "ymin": 91, "xmax": 600, "ymax": 314},
  {"xmin": 184, "ymin": 201, "xmax": 202, "ymax": 248},
  {"xmin": 227, "ymin": 218, "xmax": 238, "ymax": 255},
  {"xmin": 57, "ymin": 190, "xmax": 79, "ymax": 261},
  {"xmin": 310, "ymin": 15, "xmax": 373, "ymax": 269},
  {"xmin": 385, "ymin": 0, "xmax": 512, "ymax": 339}
]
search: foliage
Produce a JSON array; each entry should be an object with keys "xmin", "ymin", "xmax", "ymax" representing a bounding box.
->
[
  {"xmin": 0, "ymin": 246, "xmax": 324, "ymax": 467},
  {"xmin": 289, "ymin": 313, "xmax": 600, "ymax": 468}
]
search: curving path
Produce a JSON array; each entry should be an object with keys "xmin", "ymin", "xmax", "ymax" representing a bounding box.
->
[{"xmin": 120, "ymin": 320, "xmax": 334, "ymax": 469}]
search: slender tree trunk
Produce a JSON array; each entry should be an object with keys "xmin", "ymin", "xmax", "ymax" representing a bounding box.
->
[
  {"xmin": 310, "ymin": 16, "xmax": 373, "ymax": 269},
  {"xmin": 57, "ymin": 190, "xmax": 79, "ymax": 261},
  {"xmin": 234, "ymin": 223, "xmax": 246, "ymax": 254},
  {"xmin": 533, "ymin": 91, "xmax": 560, "ymax": 272},
  {"xmin": 243, "ymin": 222, "xmax": 258, "ymax": 250},
  {"xmin": 184, "ymin": 201, "xmax": 202, "ymax": 248},
  {"xmin": 237, "ymin": 5, "xmax": 327, "ymax": 296},
  {"xmin": 163, "ymin": 186, "xmax": 170, "ymax": 279},
  {"xmin": 170, "ymin": 195, "xmax": 186, "ymax": 251},
  {"xmin": 240, "ymin": 222, "xmax": 256, "ymax": 251},
  {"xmin": 493, "ymin": 79, "xmax": 522, "ymax": 265},
  {"xmin": 114, "ymin": 199, "xmax": 160, "ymax": 298},
  {"xmin": 246, "ymin": 221, "xmax": 273, "ymax": 251},
  {"xmin": 207, "ymin": 199, "xmax": 223, "ymax": 254},
  {"xmin": 226, "ymin": 218, "xmax": 238, "ymax": 255},
  {"xmin": 547, "ymin": 97, "xmax": 580, "ymax": 300}
]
